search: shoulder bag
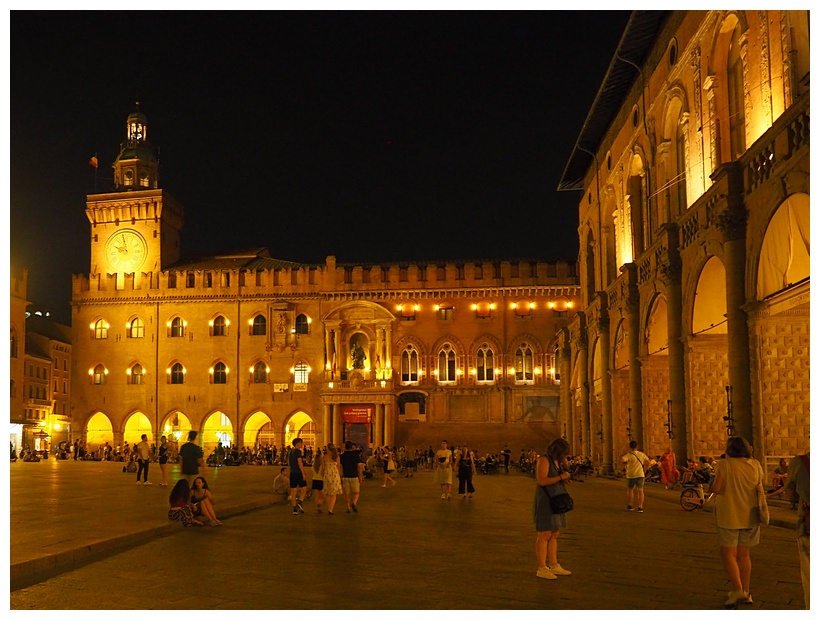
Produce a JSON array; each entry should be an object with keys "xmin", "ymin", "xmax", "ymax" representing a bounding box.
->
[
  {"xmin": 756, "ymin": 463, "xmax": 770, "ymax": 525},
  {"xmin": 543, "ymin": 459, "xmax": 574, "ymax": 513}
]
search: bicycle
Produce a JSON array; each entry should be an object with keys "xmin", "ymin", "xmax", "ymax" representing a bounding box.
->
[{"xmin": 680, "ymin": 482, "xmax": 714, "ymax": 511}]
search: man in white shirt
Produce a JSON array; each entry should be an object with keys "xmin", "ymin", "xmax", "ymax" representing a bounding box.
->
[
  {"xmin": 621, "ymin": 440, "xmax": 649, "ymax": 512},
  {"xmin": 135, "ymin": 434, "xmax": 152, "ymax": 485}
]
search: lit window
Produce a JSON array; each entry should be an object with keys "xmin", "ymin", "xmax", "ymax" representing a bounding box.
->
[
  {"xmin": 186, "ymin": 271, "xmax": 195, "ymax": 288},
  {"xmin": 294, "ymin": 361, "xmax": 309, "ymax": 384},
  {"xmin": 213, "ymin": 315, "xmax": 227, "ymax": 337},
  {"xmin": 93, "ymin": 364, "xmax": 106, "ymax": 385},
  {"xmin": 295, "ymin": 314, "xmax": 309, "ymax": 335},
  {"xmin": 252, "ymin": 315, "xmax": 266, "ymax": 336},
  {"xmin": 436, "ymin": 302, "xmax": 454, "ymax": 321},
  {"xmin": 515, "ymin": 343, "xmax": 534, "ymax": 383},
  {"xmin": 438, "ymin": 344, "xmax": 457, "ymax": 383},
  {"xmin": 129, "ymin": 317, "xmax": 144, "ymax": 339},
  {"xmin": 253, "ymin": 361, "xmax": 268, "ymax": 383},
  {"xmin": 170, "ymin": 363, "xmax": 184, "ymax": 384},
  {"xmin": 130, "ymin": 364, "xmax": 144, "ymax": 385},
  {"xmin": 94, "ymin": 319, "xmax": 108, "ymax": 339},
  {"xmin": 213, "ymin": 362, "xmax": 227, "ymax": 384},
  {"xmin": 170, "ymin": 317, "xmax": 185, "ymax": 338},
  {"xmin": 476, "ymin": 343, "xmax": 494, "ymax": 383},
  {"xmin": 401, "ymin": 345, "xmax": 419, "ymax": 384}
]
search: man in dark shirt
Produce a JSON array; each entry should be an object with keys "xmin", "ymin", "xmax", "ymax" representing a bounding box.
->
[
  {"xmin": 502, "ymin": 445, "xmax": 511, "ymax": 474},
  {"xmin": 340, "ymin": 440, "xmax": 364, "ymax": 514},
  {"xmin": 288, "ymin": 438, "xmax": 307, "ymax": 515},
  {"xmin": 179, "ymin": 430, "xmax": 204, "ymax": 486}
]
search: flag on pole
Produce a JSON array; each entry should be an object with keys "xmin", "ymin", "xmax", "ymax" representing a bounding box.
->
[{"xmin": 89, "ymin": 156, "xmax": 98, "ymax": 168}]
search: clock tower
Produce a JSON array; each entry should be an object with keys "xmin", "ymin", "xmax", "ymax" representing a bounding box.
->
[{"xmin": 86, "ymin": 105, "xmax": 184, "ymax": 280}]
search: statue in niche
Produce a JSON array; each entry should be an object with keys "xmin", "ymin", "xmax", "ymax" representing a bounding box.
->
[{"xmin": 350, "ymin": 341, "xmax": 367, "ymax": 369}]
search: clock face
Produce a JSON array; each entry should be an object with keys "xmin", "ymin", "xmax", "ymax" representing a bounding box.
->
[{"xmin": 105, "ymin": 230, "xmax": 147, "ymax": 272}]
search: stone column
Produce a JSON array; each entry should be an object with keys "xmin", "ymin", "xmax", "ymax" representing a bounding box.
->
[
  {"xmin": 375, "ymin": 404, "xmax": 384, "ymax": 447},
  {"xmin": 384, "ymin": 328, "xmax": 393, "ymax": 379},
  {"xmin": 622, "ymin": 263, "xmax": 644, "ymax": 445},
  {"xmin": 376, "ymin": 328, "xmax": 384, "ymax": 379},
  {"xmin": 558, "ymin": 329, "xmax": 572, "ymax": 445},
  {"xmin": 659, "ymin": 224, "xmax": 687, "ymax": 462},
  {"xmin": 595, "ymin": 294, "xmax": 614, "ymax": 473},
  {"xmin": 332, "ymin": 405, "xmax": 343, "ymax": 446},
  {"xmin": 576, "ymin": 313, "xmax": 591, "ymax": 457},
  {"xmin": 715, "ymin": 163, "xmax": 753, "ymax": 443},
  {"xmin": 322, "ymin": 404, "xmax": 331, "ymax": 448}
]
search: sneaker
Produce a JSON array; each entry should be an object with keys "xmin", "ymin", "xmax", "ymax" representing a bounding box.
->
[
  {"xmin": 296, "ymin": 502, "xmax": 305, "ymax": 514},
  {"xmin": 136, "ymin": 481, "xmax": 142, "ymax": 485},
  {"xmin": 292, "ymin": 509, "xmax": 298, "ymax": 516},
  {"xmin": 351, "ymin": 504, "xmax": 358, "ymax": 513},
  {"xmin": 626, "ymin": 505, "xmax": 634, "ymax": 511},
  {"xmin": 548, "ymin": 564, "xmax": 572, "ymax": 576},
  {"xmin": 143, "ymin": 481, "xmax": 152, "ymax": 486},
  {"xmin": 441, "ymin": 494, "xmax": 446, "ymax": 500},
  {"xmin": 536, "ymin": 567, "xmax": 557, "ymax": 580},
  {"xmin": 725, "ymin": 590, "xmax": 747, "ymax": 607},
  {"xmin": 637, "ymin": 507, "xmax": 644, "ymax": 513}
]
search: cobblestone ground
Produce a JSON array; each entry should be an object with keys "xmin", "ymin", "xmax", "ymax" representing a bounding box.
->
[{"xmin": 9, "ymin": 460, "xmax": 804, "ymax": 610}]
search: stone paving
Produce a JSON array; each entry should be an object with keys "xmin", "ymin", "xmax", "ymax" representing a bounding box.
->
[{"xmin": 9, "ymin": 458, "xmax": 806, "ymax": 610}]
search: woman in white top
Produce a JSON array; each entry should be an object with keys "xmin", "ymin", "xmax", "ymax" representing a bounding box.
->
[
  {"xmin": 433, "ymin": 440, "xmax": 453, "ymax": 499},
  {"xmin": 712, "ymin": 436, "xmax": 765, "ymax": 608}
]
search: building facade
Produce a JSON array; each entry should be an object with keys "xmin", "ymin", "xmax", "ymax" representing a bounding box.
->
[
  {"xmin": 10, "ymin": 269, "xmax": 28, "ymax": 454},
  {"xmin": 72, "ymin": 108, "xmax": 581, "ymax": 457},
  {"xmin": 558, "ymin": 11, "xmax": 810, "ymax": 474}
]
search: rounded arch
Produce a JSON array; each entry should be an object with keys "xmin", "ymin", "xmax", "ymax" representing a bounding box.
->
[
  {"xmin": 126, "ymin": 315, "xmax": 145, "ymax": 339},
  {"xmin": 755, "ymin": 193, "xmax": 810, "ymax": 299},
  {"xmin": 613, "ymin": 319, "xmax": 629, "ymax": 370},
  {"xmin": 160, "ymin": 410, "xmax": 192, "ymax": 445},
  {"xmin": 469, "ymin": 333, "xmax": 503, "ymax": 356},
  {"xmin": 691, "ymin": 256, "xmax": 728, "ymax": 335},
  {"xmin": 322, "ymin": 300, "xmax": 396, "ymax": 323},
  {"xmin": 242, "ymin": 410, "xmax": 273, "ymax": 448},
  {"xmin": 202, "ymin": 410, "xmax": 233, "ymax": 454},
  {"xmin": 122, "ymin": 411, "xmax": 152, "ymax": 444},
  {"xmin": 284, "ymin": 410, "xmax": 316, "ymax": 449},
  {"xmin": 504, "ymin": 333, "xmax": 544, "ymax": 357},
  {"xmin": 85, "ymin": 412, "xmax": 114, "ymax": 451},
  {"xmin": 394, "ymin": 334, "xmax": 427, "ymax": 357},
  {"xmin": 431, "ymin": 334, "xmax": 466, "ymax": 357},
  {"xmin": 644, "ymin": 294, "xmax": 669, "ymax": 355}
]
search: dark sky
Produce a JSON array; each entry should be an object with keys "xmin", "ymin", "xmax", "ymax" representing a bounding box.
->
[{"xmin": 10, "ymin": 11, "xmax": 631, "ymax": 323}]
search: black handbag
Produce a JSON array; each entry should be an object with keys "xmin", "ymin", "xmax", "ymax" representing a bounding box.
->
[{"xmin": 548, "ymin": 485, "xmax": 574, "ymax": 514}]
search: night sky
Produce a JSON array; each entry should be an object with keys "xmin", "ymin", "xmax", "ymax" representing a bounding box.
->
[{"xmin": 10, "ymin": 11, "xmax": 631, "ymax": 323}]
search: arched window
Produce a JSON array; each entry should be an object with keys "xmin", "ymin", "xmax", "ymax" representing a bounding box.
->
[
  {"xmin": 437, "ymin": 343, "xmax": 457, "ymax": 383},
  {"xmin": 129, "ymin": 363, "xmax": 144, "ymax": 385},
  {"xmin": 294, "ymin": 361, "xmax": 309, "ymax": 384},
  {"xmin": 170, "ymin": 317, "xmax": 185, "ymax": 338},
  {"xmin": 515, "ymin": 342, "xmax": 534, "ymax": 383},
  {"xmin": 212, "ymin": 362, "xmax": 227, "ymax": 384},
  {"xmin": 128, "ymin": 317, "xmax": 144, "ymax": 339},
  {"xmin": 553, "ymin": 343, "xmax": 561, "ymax": 384},
  {"xmin": 252, "ymin": 315, "xmax": 266, "ymax": 336},
  {"xmin": 476, "ymin": 343, "xmax": 494, "ymax": 383},
  {"xmin": 92, "ymin": 364, "xmax": 107, "ymax": 385},
  {"xmin": 170, "ymin": 362, "xmax": 185, "ymax": 384},
  {"xmin": 295, "ymin": 314, "xmax": 309, "ymax": 334},
  {"xmin": 10, "ymin": 329, "xmax": 18, "ymax": 358},
  {"xmin": 212, "ymin": 315, "xmax": 227, "ymax": 337},
  {"xmin": 401, "ymin": 345, "xmax": 419, "ymax": 384},
  {"xmin": 727, "ymin": 22, "xmax": 745, "ymax": 159},
  {"xmin": 94, "ymin": 319, "xmax": 108, "ymax": 339},
  {"xmin": 253, "ymin": 361, "xmax": 268, "ymax": 384},
  {"xmin": 675, "ymin": 116, "xmax": 687, "ymax": 214}
]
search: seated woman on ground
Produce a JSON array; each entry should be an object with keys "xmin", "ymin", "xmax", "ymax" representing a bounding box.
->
[
  {"xmin": 191, "ymin": 476, "xmax": 222, "ymax": 525},
  {"xmin": 168, "ymin": 479, "xmax": 203, "ymax": 527},
  {"xmin": 767, "ymin": 458, "xmax": 789, "ymax": 496}
]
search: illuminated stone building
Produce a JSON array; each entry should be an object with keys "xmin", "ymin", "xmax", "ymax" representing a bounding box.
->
[
  {"xmin": 10, "ymin": 268, "xmax": 28, "ymax": 453},
  {"xmin": 558, "ymin": 11, "xmax": 810, "ymax": 474},
  {"xmin": 72, "ymin": 107, "xmax": 581, "ymax": 456}
]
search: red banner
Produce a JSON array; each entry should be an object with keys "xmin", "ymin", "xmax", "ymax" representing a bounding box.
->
[{"xmin": 341, "ymin": 405, "xmax": 374, "ymax": 423}]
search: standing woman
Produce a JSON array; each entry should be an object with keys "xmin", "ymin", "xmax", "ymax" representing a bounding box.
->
[
  {"xmin": 712, "ymin": 436, "xmax": 765, "ymax": 607},
  {"xmin": 434, "ymin": 440, "xmax": 453, "ymax": 500},
  {"xmin": 534, "ymin": 438, "xmax": 573, "ymax": 580},
  {"xmin": 660, "ymin": 446, "xmax": 679, "ymax": 490},
  {"xmin": 456, "ymin": 445, "xmax": 477, "ymax": 499},
  {"xmin": 382, "ymin": 446, "xmax": 397, "ymax": 487},
  {"xmin": 158, "ymin": 435, "xmax": 170, "ymax": 486},
  {"xmin": 312, "ymin": 447, "xmax": 325, "ymax": 513},
  {"xmin": 322, "ymin": 443, "xmax": 343, "ymax": 515}
]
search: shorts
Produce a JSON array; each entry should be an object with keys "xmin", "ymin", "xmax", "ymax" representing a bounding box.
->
[
  {"xmin": 159, "ymin": 457, "xmax": 168, "ymax": 465},
  {"xmin": 289, "ymin": 472, "xmax": 307, "ymax": 488},
  {"xmin": 342, "ymin": 477, "xmax": 360, "ymax": 494},
  {"xmin": 717, "ymin": 525, "xmax": 760, "ymax": 548},
  {"xmin": 626, "ymin": 477, "xmax": 645, "ymax": 489},
  {"xmin": 311, "ymin": 479, "xmax": 324, "ymax": 491}
]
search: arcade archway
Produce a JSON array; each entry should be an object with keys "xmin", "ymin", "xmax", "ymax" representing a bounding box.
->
[
  {"xmin": 284, "ymin": 411, "xmax": 316, "ymax": 450},
  {"xmin": 123, "ymin": 411, "xmax": 152, "ymax": 446},
  {"xmin": 244, "ymin": 411, "xmax": 274, "ymax": 448},
  {"xmin": 85, "ymin": 412, "xmax": 113, "ymax": 453},
  {"xmin": 202, "ymin": 411, "xmax": 233, "ymax": 457}
]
